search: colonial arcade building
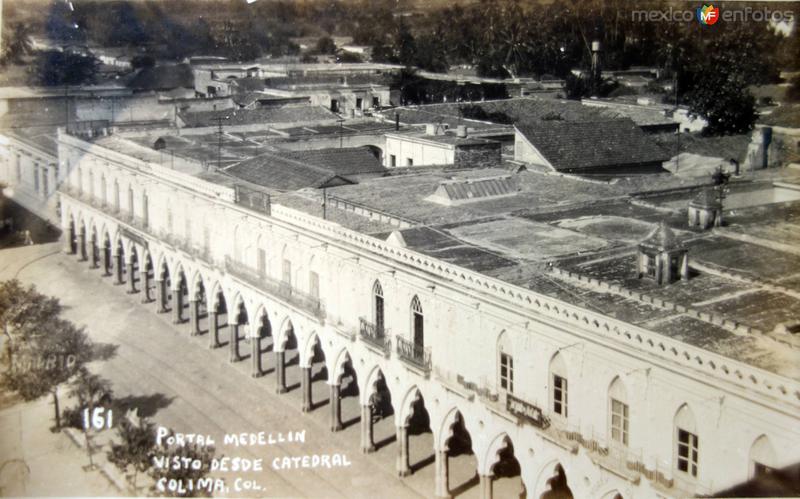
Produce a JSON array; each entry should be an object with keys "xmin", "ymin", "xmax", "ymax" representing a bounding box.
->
[{"xmin": 56, "ymin": 126, "xmax": 800, "ymax": 499}]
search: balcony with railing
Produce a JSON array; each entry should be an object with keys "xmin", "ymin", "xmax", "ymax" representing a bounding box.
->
[
  {"xmin": 359, "ymin": 317, "xmax": 391, "ymax": 356},
  {"xmin": 224, "ymin": 256, "xmax": 325, "ymax": 320},
  {"xmin": 396, "ymin": 336, "xmax": 431, "ymax": 374}
]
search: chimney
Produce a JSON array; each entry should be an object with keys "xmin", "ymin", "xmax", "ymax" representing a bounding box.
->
[
  {"xmin": 591, "ymin": 40, "xmax": 602, "ymax": 80},
  {"xmin": 456, "ymin": 125, "xmax": 467, "ymax": 138}
]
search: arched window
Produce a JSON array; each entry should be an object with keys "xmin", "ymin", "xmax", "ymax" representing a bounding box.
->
[
  {"xmin": 609, "ymin": 377, "xmax": 629, "ymax": 446},
  {"xmin": 675, "ymin": 404, "xmax": 699, "ymax": 477},
  {"xmin": 411, "ymin": 295, "xmax": 423, "ymax": 347},
  {"xmin": 550, "ymin": 353, "xmax": 568, "ymax": 417},
  {"xmin": 373, "ymin": 281, "xmax": 384, "ymax": 332},
  {"xmin": 749, "ymin": 435, "xmax": 776, "ymax": 479},
  {"xmin": 498, "ymin": 331, "xmax": 513, "ymax": 393}
]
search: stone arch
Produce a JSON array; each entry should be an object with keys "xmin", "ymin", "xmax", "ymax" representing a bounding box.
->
[
  {"xmin": 275, "ymin": 316, "xmax": 296, "ymax": 351},
  {"xmin": 397, "ymin": 385, "xmax": 423, "ymax": 426},
  {"xmin": 534, "ymin": 460, "xmax": 574, "ymax": 499},
  {"xmin": 301, "ymin": 331, "xmax": 322, "ymax": 369}
]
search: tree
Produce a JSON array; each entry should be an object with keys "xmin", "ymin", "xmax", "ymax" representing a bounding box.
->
[
  {"xmin": 2, "ymin": 316, "xmax": 93, "ymax": 429},
  {"xmin": 69, "ymin": 367, "xmax": 113, "ymax": 467},
  {"xmin": 315, "ymin": 36, "xmax": 336, "ymax": 55},
  {"xmin": 685, "ymin": 70, "xmax": 756, "ymax": 136},
  {"xmin": 32, "ymin": 50, "xmax": 100, "ymax": 87},
  {"xmin": 108, "ymin": 415, "xmax": 157, "ymax": 490},
  {"xmin": 1, "ymin": 23, "xmax": 33, "ymax": 65},
  {"xmin": 149, "ymin": 429, "xmax": 217, "ymax": 497}
]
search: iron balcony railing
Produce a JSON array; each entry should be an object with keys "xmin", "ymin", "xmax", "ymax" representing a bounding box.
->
[
  {"xmin": 224, "ymin": 256, "xmax": 325, "ymax": 320},
  {"xmin": 396, "ymin": 336, "xmax": 431, "ymax": 372},
  {"xmin": 359, "ymin": 317, "xmax": 391, "ymax": 356}
]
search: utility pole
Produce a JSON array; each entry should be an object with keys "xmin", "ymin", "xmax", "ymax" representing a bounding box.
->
[{"xmin": 210, "ymin": 115, "xmax": 228, "ymax": 171}]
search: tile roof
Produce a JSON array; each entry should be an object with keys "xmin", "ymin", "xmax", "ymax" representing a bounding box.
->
[
  {"xmin": 126, "ymin": 64, "xmax": 194, "ymax": 91},
  {"xmin": 225, "ymin": 152, "xmax": 355, "ymax": 191},
  {"xmin": 515, "ymin": 118, "xmax": 669, "ymax": 172},
  {"xmin": 639, "ymin": 221, "xmax": 682, "ymax": 251},
  {"xmin": 178, "ymin": 106, "xmax": 338, "ymax": 128},
  {"xmin": 279, "ymin": 147, "xmax": 385, "ymax": 176}
]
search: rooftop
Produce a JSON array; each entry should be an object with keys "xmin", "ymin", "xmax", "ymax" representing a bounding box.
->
[
  {"xmin": 515, "ymin": 119, "xmax": 669, "ymax": 172},
  {"xmin": 177, "ymin": 106, "xmax": 338, "ymax": 128}
]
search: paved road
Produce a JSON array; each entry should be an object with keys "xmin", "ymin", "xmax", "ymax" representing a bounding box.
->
[{"xmin": 1, "ymin": 243, "xmax": 441, "ymax": 498}]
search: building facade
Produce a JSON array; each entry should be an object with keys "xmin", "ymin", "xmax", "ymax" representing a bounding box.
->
[{"xmin": 56, "ymin": 127, "xmax": 800, "ymax": 499}]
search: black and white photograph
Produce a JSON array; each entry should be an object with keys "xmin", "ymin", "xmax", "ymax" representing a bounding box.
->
[{"xmin": 0, "ymin": 0, "xmax": 799, "ymax": 497}]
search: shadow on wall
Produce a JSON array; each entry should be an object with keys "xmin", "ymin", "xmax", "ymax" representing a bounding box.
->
[
  {"xmin": 0, "ymin": 195, "xmax": 62, "ymax": 249},
  {"xmin": 709, "ymin": 462, "xmax": 800, "ymax": 497}
]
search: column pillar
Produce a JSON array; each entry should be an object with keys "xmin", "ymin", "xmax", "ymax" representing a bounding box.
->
[
  {"xmin": 127, "ymin": 263, "xmax": 136, "ymax": 293},
  {"xmin": 78, "ymin": 231, "xmax": 87, "ymax": 261},
  {"xmin": 141, "ymin": 270, "xmax": 152, "ymax": 303},
  {"xmin": 251, "ymin": 334, "xmax": 261, "ymax": 377},
  {"xmin": 115, "ymin": 253, "xmax": 124, "ymax": 285},
  {"xmin": 172, "ymin": 287, "xmax": 183, "ymax": 324},
  {"xmin": 330, "ymin": 384, "xmax": 342, "ymax": 431},
  {"xmin": 479, "ymin": 474, "xmax": 493, "ymax": 499},
  {"xmin": 208, "ymin": 311, "xmax": 219, "ymax": 349},
  {"xmin": 396, "ymin": 425, "xmax": 411, "ymax": 477},
  {"xmin": 189, "ymin": 300, "xmax": 199, "ymax": 335},
  {"xmin": 435, "ymin": 450, "xmax": 450, "ymax": 498},
  {"xmin": 103, "ymin": 247, "xmax": 112, "ymax": 276},
  {"xmin": 275, "ymin": 351, "xmax": 287, "ymax": 394},
  {"xmin": 301, "ymin": 367, "xmax": 312, "ymax": 412},
  {"xmin": 360, "ymin": 404, "xmax": 375, "ymax": 453},
  {"xmin": 156, "ymin": 280, "xmax": 168, "ymax": 313},
  {"xmin": 62, "ymin": 228, "xmax": 73, "ymax": 254},
  {"xmin": 229, "ymin": 324, "xmax": 240, "ymax": 362},
  {"xmin": 91, "ymin": 241, "xmax": 99, "ymax": 268},
  {"xmin": 681, "ymin": 253, "xmax": 689, "ymax": 281}
]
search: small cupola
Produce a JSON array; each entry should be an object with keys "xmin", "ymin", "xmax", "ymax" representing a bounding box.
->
[
  {"xmin": 637, "ymin": 222, "xmax": 689, "ymax": 285},
  {"xmin": 688, "ymin": 189, "xmax": 722, "ymax": 230}
]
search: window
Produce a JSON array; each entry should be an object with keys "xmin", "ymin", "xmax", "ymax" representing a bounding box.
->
[
  {"xmin": 100, "ymin": 174, "xmax": 107, "ymax": 204},
  {"xmin": 550, "ymin": 353, "xmax": 568, "ymax": 418},
  {"xmin": 127, "ymin": 186, "xmax": 134, "ymax": 214},
  {"xmin": 675, "ymin": 405, "xmax": 698, "ymax": 477},
  {"xmin": 203, "ymin": 226, "xmax": 210, "ymax": 253},
  {"xmin": 257, "ymin": 249, "xmax": 266, "ymax": 277},
  {"xmin": 42, "ymin": 169, "xmax": 49, "ymax": 196},
  {"xmin": 611, "ymin": 399, "xmax": 629, "ymax": 445},
  {"xmin": 77, "ymin": 168, "xmax": 83, "ymax": 193},
  {"xmin": 282, "ymin": 259, "xmax": 292, "ymax": 286},
  {"xmin": 166, "ymin": 208, "xmax": 173, "ymax": 232},
  {"xmin": 406, "ymin": 157, "xmax": 413, "ymax": 166},
  {"xmin": 500, "ymin": 353, "xmax": 514, "ymax": 392},
  {"xmin": 89, "ymin": 171, "xmax": 94, "ymax": 198},
  {"xmin": 330, "ymin": 99, "xmax": 339, "ymax": 113},
  {"xmin": 356, "ymin": 97, "xmax": 363, "ymax": 109},
  {"xmin": 390, "ymin": 154, "xmax": 396, "ymax": 167},
  {"xmin": 750, "ymin": 435, "xmax": 776, "ymax": 479},
  {"xmin": 309, "ymin": 271, "xmax": 319, "ymax": 298},
  {"xmin": 15, "ymin": 155, "xmax": 21, "ymax": 181},
  {"xmin": 644, "ymin": 254, "xmax": 656, "ymax": 277},
  {"xmin": 677, "ymin": 429, "xmax": 699, "ymax": 477},
  {"xmin": 33, "ymin": 166, "xmax": 40, "ymax": 193},
  {"xmin": 373, "ymin": 96, "xmax": 380, "ymax": 108},
  {"xmin": 373, "ymin": 281, "xmax": 384, "ymax": 332},
  {"xmin": 185, "ymin": 216, "xmax": 192, "ymax": 242},
  {"xmin": 114, "ymin": 181, "xmax": 120, "ymax": 211},
  {"xmin": 609, "ymin": 377, "xmax": 629, "ymax": 446},
  {"xmin": 553, "ymin": 375, "xmax": 568, "ymax": 417},
  {"xmin": 411, "ymin": 295, "xmax": 423, "ymax": 347}
]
